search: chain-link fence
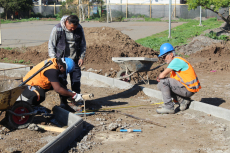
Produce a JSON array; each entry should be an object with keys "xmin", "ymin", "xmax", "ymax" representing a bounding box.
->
[{"xmin": 32, "ymin": 4, "xmax": 229, "ymax": 20}]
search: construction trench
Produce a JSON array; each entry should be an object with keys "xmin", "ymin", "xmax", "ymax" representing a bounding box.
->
[{"xmin": 0, "ymin": 25, "xmax": 230, "ymax": 152}]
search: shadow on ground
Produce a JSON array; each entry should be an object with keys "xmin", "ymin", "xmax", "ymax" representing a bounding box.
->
[
  {"xmin": 200, "ymin": 98, "xmax": 225, "ymax": 106},
  {"xmin": 86, "ymin": 84, "xmax": 142, "ymax": 109}
]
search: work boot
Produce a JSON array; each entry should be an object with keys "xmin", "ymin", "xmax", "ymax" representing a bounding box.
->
[
  {"xmin": 156, "ymin": 107, "xmax": 175, "ymax": 114},
  {"xmin": 177, "ymin": 96, "xmax": 191, "ymax": 111}
]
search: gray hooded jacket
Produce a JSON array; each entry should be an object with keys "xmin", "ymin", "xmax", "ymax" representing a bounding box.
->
[{"xmin": 48, "ymin": 15, "xmax": 86, "ymax": 60}]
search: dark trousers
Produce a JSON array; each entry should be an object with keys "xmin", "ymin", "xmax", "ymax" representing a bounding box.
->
[
  {"xmin": 59, "ymin": 60, "xmax": 81, "ymax": 93},
  {"xmin": 22, "ymin": 85, "xmax": 48, "ymax": 106},
  {"xmin": 22, "ymin": 77, "xmax": 68, "ymax": 106},
  {"xmin": 58, "ymin": 60, "xmax": 81, "ymax": 104}
]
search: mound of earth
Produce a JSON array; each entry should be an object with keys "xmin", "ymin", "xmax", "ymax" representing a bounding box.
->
[
  {"xmin": 0, "ymin": 26, "xmax": 160, "ymax": 79},
  {"xmin": 187, "ymin": 41, "xmax": 230, "ymax": 72},
  {"xmin": 175, "ymin": 36, "xmax": 224, "ymax": 55}
]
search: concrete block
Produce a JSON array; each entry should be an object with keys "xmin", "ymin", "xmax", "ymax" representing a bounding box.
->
[
  {"xmin": 37, "ymin": 106, "xmax": 83, "ymax": 153},
  {"xmin": 0, "ymin": 63, "xmax": 32, "ymax": 71},
  {"xmin": 81, "ymin": 76, "xmax": 110, "ymax": 88},
  {"xmin": 81, "ymin": 71, "xmax": 89, "ymax": 79},
  {"xmin": 112, "ymin": 57, "xmax": 158, "ymax": 62},
  {"xmin": 189, "ymin": 101, "xmax": 230, "ymax": 122},
  {"xmin": 113, "ymin": 79, "xmax": 133, "ymax": 89},
  {"xmin": 89, "ymin": 72, "xmax": 114, "ymax": 86},
  {"xmin": 0, "ymin": 63, "xmax": 32, "ymax": 78},
  {"xmin": 140, "ymin": 86, "xmax": 163, "ymax": 100},
  {"xmin": 0, "ymin": 70, "xmax": 28, "ymax": 78}
]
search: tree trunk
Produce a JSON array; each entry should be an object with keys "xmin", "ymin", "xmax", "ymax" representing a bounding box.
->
[
  {"xmin": 202, "ymin": 5, "xmax": 228, "ymax": 23},
  {"xmin": 5, "ymin": 11, "xmax": 7, "ymax": 20},
  {"xmin": 100, "ymin": 4, "xmax": 102, "ymax": 17},
  {"xmin": 224, "ymin": 15, "xmax": 230, "ymax": 30}
]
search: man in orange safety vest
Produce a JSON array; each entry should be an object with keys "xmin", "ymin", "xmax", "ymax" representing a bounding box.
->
[
  {"xmin": 156, "ymin": 43, "xmax": 201, "ymax": 114},
  {"xmin": 22, "ymin": 57, "xmax": 83, "ymax": 108}
]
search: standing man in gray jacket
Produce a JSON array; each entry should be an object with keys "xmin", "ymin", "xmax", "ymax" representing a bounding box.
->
[{"xmin": 48, "ymin": 15, "xmax": 86, "ymax": 104}]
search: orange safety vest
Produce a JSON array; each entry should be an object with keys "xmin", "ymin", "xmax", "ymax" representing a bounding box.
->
[
  {"xmin": 23, "ymin": 58, "xmax": 59, "ymax": 89},
  {"xmin": 170, "ymin": 57, "xmax": 201, "ymax": 93}
]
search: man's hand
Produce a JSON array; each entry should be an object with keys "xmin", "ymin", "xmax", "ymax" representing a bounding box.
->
[
  {"xmin": 72, "ymin": 93, "xmax": 83, "ymax": 102},
  {"xmin": 156, "ymin": 77, "xmax": 160, "ymax": 82},
  {"xmin": 158, "ymin": 68, "xmax": 173, "ymax": 80},
  {"xmin": 78, "ymin": 59, "xmax": 84, "ymax": 67}
]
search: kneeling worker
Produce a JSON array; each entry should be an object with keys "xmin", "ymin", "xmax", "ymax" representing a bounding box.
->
[
  {"xmin": 22, "ymin": 57, "xmax": 83, "ymax": 106},
  {"xmin": 156, "ymin": 43, "xmax": 201, "ymax": 114}
]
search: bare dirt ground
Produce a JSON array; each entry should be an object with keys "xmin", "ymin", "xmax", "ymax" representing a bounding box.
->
[{"xmin": 0, "ymin": 26, "xmax": 230, "ymax": 152}]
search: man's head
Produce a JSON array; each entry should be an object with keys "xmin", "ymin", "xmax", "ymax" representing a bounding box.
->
[
  {"xmin": 65, "ymin": 15, "xmax": 79, "ymax": 32},
  {"xmin": 161, "ymin": 51, "xmax": 176, "ymax": 64},
  {"xmin": 158, "ymin": 43, "xmax": 175, "ymax": 64},
  {"xmin": 57, "ymin": 57, "xmax": 75, "ymax": 74}
]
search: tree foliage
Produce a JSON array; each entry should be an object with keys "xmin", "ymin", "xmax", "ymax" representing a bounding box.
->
[
  {"xmin": 58, "ymin": 0, "xmax": 104, "ymax": 20},
  {"xmin": 187, "ymin": 0, "xmax": 230, "ymax": 23},
  {"xmin": 0, "ymin": 0, "xmax": 33, "ymax": 19}
]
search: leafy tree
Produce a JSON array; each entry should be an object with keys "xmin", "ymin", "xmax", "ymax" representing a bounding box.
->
[
  {"xmin": 58, "ymin": 0, "xmax": 104, "ymax": 20},
  {"xmin": 0, "ymin": 0, "xmax": 33, "ymax": 19},
  {"xmin": 187, "ymin": 0, "xmax": 230, "ymax": 24}
]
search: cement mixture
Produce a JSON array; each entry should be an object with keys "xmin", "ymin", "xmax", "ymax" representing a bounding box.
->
[{"xmin": 0, "ymin": 26, "xmax": 230, "ymax": 152}]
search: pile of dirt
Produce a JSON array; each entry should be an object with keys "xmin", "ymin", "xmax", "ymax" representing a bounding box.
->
[
  {"xmin": 0, "ymin": 26, "xmax": 160, "ymax": 79},
  {"xmin": 0, "ymin": 27, "xmax": 158, "ymax": 65},
  {"xmin": 83, "ymin": 27, "xmax": 159, "ymax": 64},
  {"xmin": 175, "ymin": 36, "xmax": 224, "ymax": 55},
  {"xmin": 0, "ymin": 48, "xmax": 48, "ymax": 65},
  {"xmin": 188, "ymin": 41, "xmax": 230, "ymax": 72},
  {"xmin": 1, "ymin": 26, "xmax": 230, "ymax": 79}
]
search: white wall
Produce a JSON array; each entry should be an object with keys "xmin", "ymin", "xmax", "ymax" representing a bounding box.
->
[{"xmin": 108, "ymin": 0, "xmax": 181, "ymax": 4}]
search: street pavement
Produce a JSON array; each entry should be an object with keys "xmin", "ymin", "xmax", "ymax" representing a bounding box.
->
[{"xmin": 0, "ymin": 20, "xmax": 185, "ymax": 48}]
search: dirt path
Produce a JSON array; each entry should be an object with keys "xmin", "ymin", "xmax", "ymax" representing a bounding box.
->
[
  {"xmin": 1, "ymin": 84, "xmax": 230, "ymax": 153},
  {"xmin": 66, "ymin": 85, "xmax": 230, "ymax": 153}
]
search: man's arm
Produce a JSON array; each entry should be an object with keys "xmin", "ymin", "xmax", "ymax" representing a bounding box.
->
[
  {"xmin": 48, "ymin": 26, "xmax": 58, "ymax": 58},
  {"xmin": 51, "ymin": 82, "xmax": 75, "ymax": 97},
  {"xmin": 78, "ymin": 24, "xmax": 86, "ymax": 60},
  {"xmin": 157, "ymin": 68, "xmax": 173, "ymax": 81}
]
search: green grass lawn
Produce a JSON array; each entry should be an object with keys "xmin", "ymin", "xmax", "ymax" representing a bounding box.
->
[{"xmin": 135, "ymin": 18, "xmax": 224, "ymax": 51}]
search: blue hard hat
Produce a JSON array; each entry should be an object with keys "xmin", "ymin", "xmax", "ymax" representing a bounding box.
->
[
  {"xmin": 158, "ymin": 43, "xmax": 175, "ymax": 57},
  {"xmin": 61, "ymin": 57, "xmax": 75, "ymax": 74}
]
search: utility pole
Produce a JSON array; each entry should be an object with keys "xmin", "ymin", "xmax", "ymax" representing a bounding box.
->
[
  {"xmin": 168, "ymin": 0, "xmax": 172, "ymax": 38},
  {"xmin": 199, "ymin": 6, "xmax": 202, "ymax": 26},
  {"xmin": 39, "ymin": 0, "xmax": 42, "ymax": 14},
  {"xmin": 107, "ymin": 0, "xmax": 109, "ymax": 23},
  {"xmin": 79, "ymin": 0, "xmax": 81, "ymax": 22},
  {"xmin": 0, "ymin": 11, "xmax": 1, "ymax": 45}
]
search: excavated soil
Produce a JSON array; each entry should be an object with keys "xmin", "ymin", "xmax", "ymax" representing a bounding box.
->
[
  {"xmin": 1, "ymin": 26, "xmax": 230, "ymax": 107},
  {"xmin": 1, "ymin": 26, "xmax": 230, "ymax": 152}
]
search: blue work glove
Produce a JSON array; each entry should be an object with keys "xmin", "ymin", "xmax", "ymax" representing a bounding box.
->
[{"xmin": 68, "ymin": 89, "xmax": 75, "ymax": 93}]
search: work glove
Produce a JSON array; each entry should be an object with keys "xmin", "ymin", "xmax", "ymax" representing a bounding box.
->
[{"xmin": 72, "ymin": 93, "xmax": 83, "ymax": 102}]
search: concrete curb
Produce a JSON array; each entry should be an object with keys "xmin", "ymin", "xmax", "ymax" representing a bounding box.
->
[
  {"xmin": 37, "ymin": 106, "xmax": 83, "ymax": 153},
  {"xmin": 82, "ymin": 71, "xmax": 230, "ymax": 122},
  {"xmin": 82, "ymin": 71, "xmax": 133, "ymax": 90},
  {"xmin": 0, "ymin": 63, "xmax": 31, "ymax": 78},
  {"xmin": 189, "ymin": 101, "xmax": 230, "ymax": 122}
]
